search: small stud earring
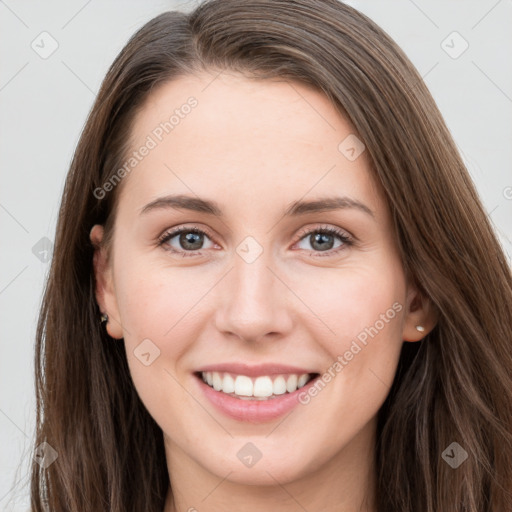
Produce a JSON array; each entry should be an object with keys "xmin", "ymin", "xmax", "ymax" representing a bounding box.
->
[
  {"xmin": 100, "ymin": 313, "xmax": 108, "ymax": 324},
  {"xmin": 415, "ymin": 325, "xmax": 425, "ymax": 332}
]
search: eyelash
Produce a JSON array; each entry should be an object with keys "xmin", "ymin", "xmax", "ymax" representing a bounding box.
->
[{"xmin": 157, "ymin": 224, "xmax": 354, "ymax": 258}]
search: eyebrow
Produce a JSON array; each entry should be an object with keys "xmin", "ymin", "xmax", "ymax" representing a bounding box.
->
[{"xmin": 140, "ymin": 194, "xmax": 374, "ymax": 218}]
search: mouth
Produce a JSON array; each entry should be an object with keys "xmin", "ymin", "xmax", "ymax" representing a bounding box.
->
[
  {"xmin": 194, "ymin": 371, "xmax": 319, "ymax": 400},
  {"xmin": 193, "ymin": 365, "xmax": 321, "ymax": 423},
  {"xmin": 192, "ymin": 361, "xmax": 323, "ymax": 422}
]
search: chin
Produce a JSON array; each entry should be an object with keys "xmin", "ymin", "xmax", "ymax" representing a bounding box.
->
[{"xmin": 200, "ymin": 440, "xmax": 320, "ymax": 486}]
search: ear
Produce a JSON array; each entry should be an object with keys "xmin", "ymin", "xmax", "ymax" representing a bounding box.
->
[
  {"xmin": 90, "ymin": 224, "xmax": 123, "ymax": 339},
  {"xmin": 402, "ymin": 281, "xmax": 438, "ymax": 342}
]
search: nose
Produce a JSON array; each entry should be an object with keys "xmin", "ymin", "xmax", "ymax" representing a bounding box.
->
[{"xmin": 213, "ymin": 247, "xmax": 293, "ymax": 344}]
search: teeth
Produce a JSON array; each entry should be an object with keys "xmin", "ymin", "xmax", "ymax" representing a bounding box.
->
[
  {"xmin": 222, "ymin": 373, "xmax": 235, "ymax": 393},
  {"xmin": 297, "ymin": 374, "xmax": 309, "ymax": 388},
  {"xmin": 253, "ymin": 376, "xmax": 273, "ymax": 397},
  {"xmin": 212, "ymin": 372, "xmax": 223, "ymax": 391},
  {"xmin": 234, "ymin": 375, "xmax": 253, "ymax": 396},
  {"xmin": 273, "ymin": 376, "xmax": 287, "ymax": 395},
  {"xmin": 201, "ymin": 371, "xmax": 314, "ymax": 398},
  {"xmin": 286, "ymin": 374, "xmax": 298, "ymax": 393}
]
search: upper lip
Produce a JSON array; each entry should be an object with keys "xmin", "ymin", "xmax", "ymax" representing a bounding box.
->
[{"xmin": 195, "ymin": 363, "xmax": 318, "ymax": 377}]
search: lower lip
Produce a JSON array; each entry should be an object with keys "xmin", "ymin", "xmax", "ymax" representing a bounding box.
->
[{"xmin": 194, "ymin": 373, "xmax": 319, "ymax": 423}]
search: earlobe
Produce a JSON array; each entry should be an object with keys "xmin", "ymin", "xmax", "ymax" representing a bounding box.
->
[
  {"xmin": 402, "ymin": 284, "xmax": 438, "ymax": 342},
  {"xmin": 90, "ymin": 224, "xmax": 123, "ymax": 339}
]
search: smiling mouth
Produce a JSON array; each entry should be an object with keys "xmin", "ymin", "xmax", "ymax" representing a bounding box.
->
[{"xmin": 194, "ymin": 371, "xmax": 320, "ymax": 400}]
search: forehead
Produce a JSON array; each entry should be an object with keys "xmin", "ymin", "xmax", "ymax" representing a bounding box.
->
[
  {"xmin": 133, "ymin": 71, "xmax": 357, "ymax": 158},
  {"xmin": 118, "ymin": 71, "xmax": 386, "ymax": 222}
]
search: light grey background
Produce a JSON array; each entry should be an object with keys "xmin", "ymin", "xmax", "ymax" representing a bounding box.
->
[{"xmin": 1, "ymin": 0, "xmax": 511, "ymax": 509}]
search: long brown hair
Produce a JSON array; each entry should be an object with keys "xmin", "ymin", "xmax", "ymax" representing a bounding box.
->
[{"xmin": 30, "ymin": 0, "xmax": 512, "ymax": 510}]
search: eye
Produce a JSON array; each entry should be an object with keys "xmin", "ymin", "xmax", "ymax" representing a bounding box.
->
[
  {"xmin": 157, "ymin": 224, "xmax": 353, "ymax": 258},
  {"xmin": 158, "ymin": 226, "xmax": 216, "ymax": 257},
  {"xmin": 293, "ymin": 225, "xmax": 353, "ymax": 257}
]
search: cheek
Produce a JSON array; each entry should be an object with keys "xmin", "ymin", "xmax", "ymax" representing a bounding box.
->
[
  {"xmin": 111, "ymin": 256, "xmax": 205, "ymax": 398},
  {"xmin": 288, "ymin": 259, "xmax": 405, "ymax": 411},
  {"xmin": 285, "ymin": 258, "xmax": 405, "ymax": 348},
  {"xmin": 114, "ymin": 253, "xmax": 206, "ymax": 343},
  {"xmin": 114, "ymin": 263, "xmax": 203, "ymax": 434}
]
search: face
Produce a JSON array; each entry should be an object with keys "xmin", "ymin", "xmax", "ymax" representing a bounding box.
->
[{"xmin": 91, "ymin": 71, "xmax": 430, "ymax": 487}]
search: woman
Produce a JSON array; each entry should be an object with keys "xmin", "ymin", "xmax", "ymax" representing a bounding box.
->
[{"xmin": 31, "ymin": 0, "xmax": 512, "ymax": 510}]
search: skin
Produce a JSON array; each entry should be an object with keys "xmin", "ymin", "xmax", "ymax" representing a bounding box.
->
[{"xmin": 90, "ymin": 71, "xmax": 436, "ymax": 512}]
